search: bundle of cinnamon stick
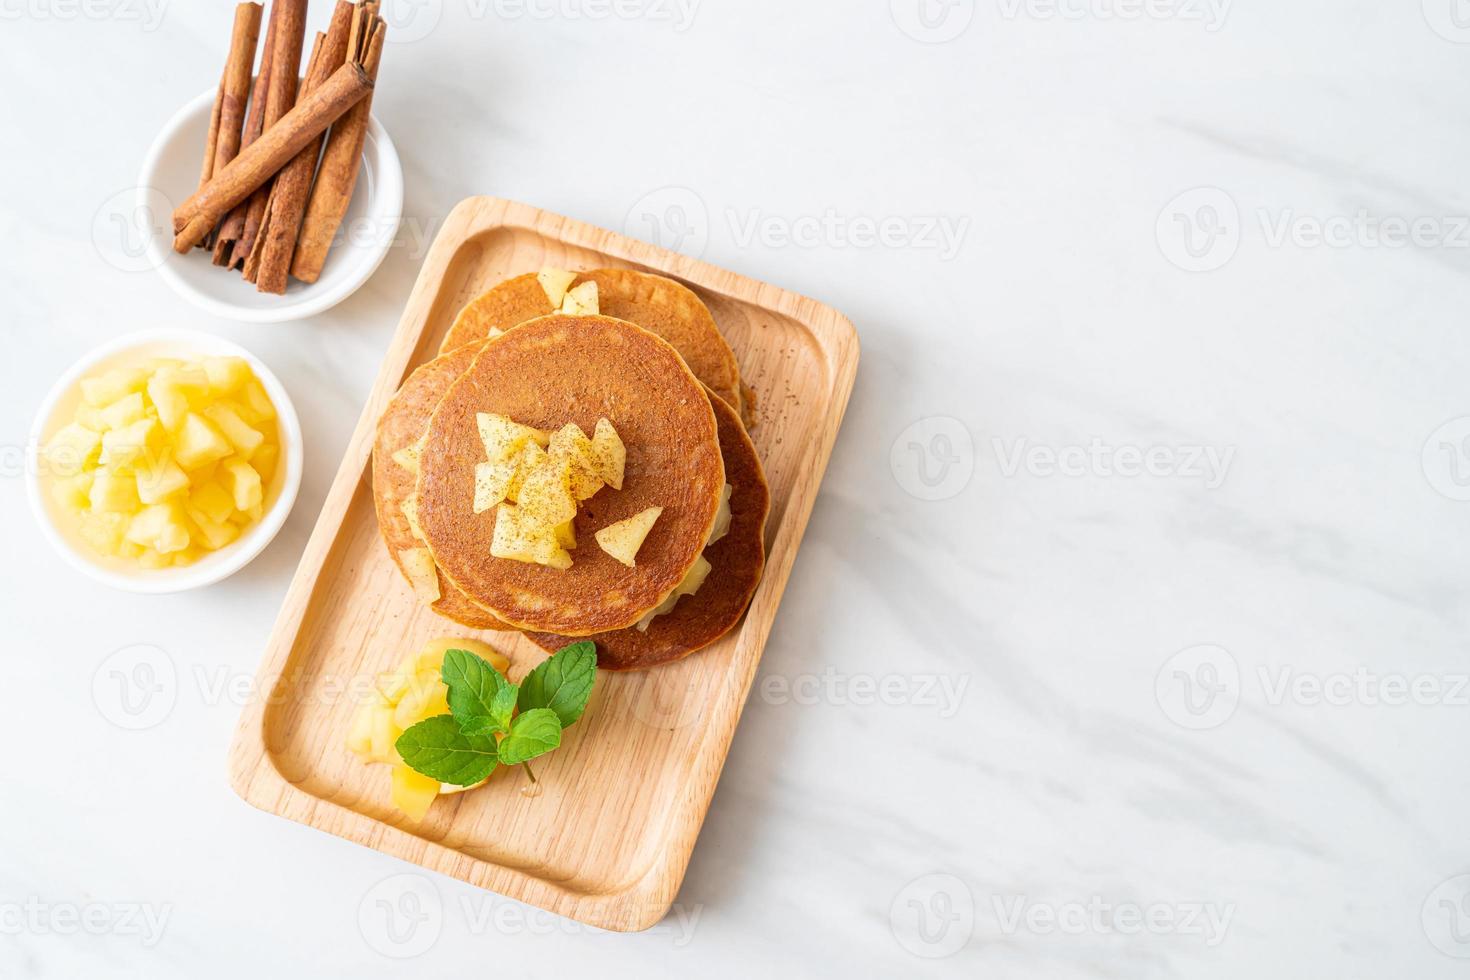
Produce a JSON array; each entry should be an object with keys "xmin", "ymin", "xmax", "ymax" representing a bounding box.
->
[{"xmin": 172, "ymin": 0, "xmax": 386, "ymax": 295}]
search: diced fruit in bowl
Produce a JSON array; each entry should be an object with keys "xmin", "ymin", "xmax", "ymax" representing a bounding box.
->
[{"xmin": 40, "ymin": 354, "xmax": 282, "ymax": 570}]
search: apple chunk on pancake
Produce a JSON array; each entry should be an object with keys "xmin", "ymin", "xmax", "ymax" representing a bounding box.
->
[
  {"xmin": 526, "ymin": 391, "xmax": 770, "ymax": 670},
  {"xmin": 416, "ymin": 314, "xmax": 726, "ymax": 635}
]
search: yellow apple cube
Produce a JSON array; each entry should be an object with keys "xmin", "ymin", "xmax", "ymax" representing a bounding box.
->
[
  {"xmin": 392, "ymin": 672, "xmax": 450, "ymax": 729},
  {"xmin": 537, "ymin": 267, "xmax": 577, "ymax": 307},
  {"xmin": 78, "ymin": 512, "xmax": 127, "ymax": 555},
  {"xmin": 370, "ymin": 706, "xmax": 402, "ymax": 765},
  {"xmin": 346, "ymin": 702, "xmax": 376, "ymax": 757},
  {"xmin": 203, "ymin": 402, "xmax": 265, "ymax": 456},
  {"xmin": 80, "ymin": 367, "xmax": 148, "ymax": 407},
  {"xmin": 203, "ymin": 356, "xmax": 251, "ymax": 396},
  {"xmin": 398, "ymin": 547, "xmax": 440, "ymax": 603},
  {"xmin": 473, "ymin": 458, "xmax": 519, "ymax": 514},
  {"xmin": 559, "ymin": 280, "xmax": 599, "ymax": 315},
  {"xmin": 548, "ymin": 423, "xmax": 604, "ymax": 500},
  {"xmin": 239, "ymin": 378, "xmax": 277, "ymax": 424},
  {"xmin": 51, "ymin": 471, "xmax": 95, "ymax": 510},
  {"xmin": 126, "ymin": 502, "xmax": 191, "ymax": 554},
  {"xmin": 89, "ymin": 468, "xmax": 140, "ymax": 513},
  {"xmin": 414, "ymin": 637, "xmax": 510, "ymax": 676},
  {"xmin": 595, "ymin": 506, "xmax": 663, "ymax": 568},
  {"xmin": 491, "ymin": 504, "xmax": 572, "ymax": 569},
  {"xmin": 99, "ymin": 391, "xmax": 146, "ymax": 431},
  {"xmin": 186, "ymin": 480, "xmax": 235, "ymax": 526},
  {"xmin": 391, "ymin": 764, "xmax": 440, "ymax": 822},
  {"xmin": 221, "ymin": 459, "xmax": 263, "ymax": 511},
  {"xmin": 189, "ymin": 512, "xmax": 239, "ymax": 551},
  {"xmin": 592, "ymin": 418, "xmax": 625, "ymax": 489},
  {"xmin": 173, "ymin": 413, "xmax": 233, "ymax": 470},
  {"xmin": 44, "ymin": 422, "xmax": 102, "ymax": 476},
  {"xmin": 146, "ymin": 375, "xmax": 190, "ymax": 431},
  {"xmin": 135, "ymin": 456, "xmax": 189, "ymax": 504},
  {"xmin": 251, "ymin": 443, "xmax": 278, "ymax": 484},
  {"xmin": 476, "ymin": 412, "xmax": 550, "ymax": 464},
  {"xmin": 99, "ymin": 417, "xmax": 167, "ymax": 473},
  {"xmin": 517, "ymin": 455, "xmax": 577, "ymax": 527},
  {"xmin": 554, "ymin": 519, "xmax": 576, "ymax": 549}
]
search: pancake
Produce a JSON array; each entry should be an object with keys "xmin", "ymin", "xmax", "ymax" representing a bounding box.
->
[
  {"xmin": 417, "ymin": 314, "xmax": 726, "ymax": 635},
  {"xmin": 371, "ymin": 343, "xmax": 512, "ymax": 630},
  {"xmin": 439, "ymin": 268, "xmax": 745, "ymax": 416},
  {"xmin": 525, "ymin": 391, "xmax": 769, "ymax": 670}
]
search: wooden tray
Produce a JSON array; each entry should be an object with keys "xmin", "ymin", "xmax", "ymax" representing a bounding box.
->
[{"xmin": 227, "ymin": 196, "xmax": 859, "ymax": 931}]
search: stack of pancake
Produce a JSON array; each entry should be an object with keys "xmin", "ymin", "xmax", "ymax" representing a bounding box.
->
[{"xmin": 372, "ymin": 268, "xmax": 770, "ymax": 671}]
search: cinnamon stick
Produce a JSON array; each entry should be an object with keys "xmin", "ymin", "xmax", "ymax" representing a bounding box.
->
[
  {"xmin": 194, "ymin": 3, "xmax": 263, "ymax": 250},
  {"xmin": 212, "ymin": 5, "xmax": 279, "ymax": 267},
  {"xmin": 251, "ymin": 1, "xmax": 355, "ymax": 294},
  {"xmin": 227, "ymin": 0, "xmax": 308, "ymax": 266},
  {"xmin": 172, "ymin": 61, "xmax": 376, "ymax": 253},
  {"xmin": 291, "ymin": 8, "xmax": 386, "ymax": 284}
]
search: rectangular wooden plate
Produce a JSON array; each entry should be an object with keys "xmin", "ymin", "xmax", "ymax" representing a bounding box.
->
[{"xmin": 227, "ymin": 196, "xmax": 859, "ymax": 931}]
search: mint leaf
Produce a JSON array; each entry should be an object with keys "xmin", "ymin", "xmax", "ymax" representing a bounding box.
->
[
  {"xmin": 442, "ymin": 648, "xmax": 514, "ymax": 734},
  {"xmin": 395, "ymin": 715, "xmax": 499, "ymax": 786},
  {"xmin": 517, "ymin": 641, "xmax": 597, "ymax": 728},
  {"xmin": 496, "ymin": 708, "xmax": 562, "ymax": 766}
]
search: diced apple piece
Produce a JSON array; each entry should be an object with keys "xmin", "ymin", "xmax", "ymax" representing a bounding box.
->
[
  {"xmin": 189, "ymin": 512, "xmax": 239, "ymax": 551},
  {"xmin": 560, "ymin": 280, "xmax": 599, "ymax": 315},
  {"xmin": 99, "ymin": 391, "xmax": 146, "ymax": 431},
  {"xmin": 492, "ymin": 504, "xmax": 572, "ymax": 569},
  {"xmin": 391, "ymin": 435, "xmax": 423, "ymax": 473},
  {"xmin": 507, "ymin": 441, "xmax": 546, "ymax": 502},
  {"xmin": 391, "ymin": 764, "xmax": 441, "ymax": 821},
  {"xmin": 80, "ymin": 367, "xmax": 148, "ymax": 407},
  {"xmin": 636, "ymin": 554, "xmax": 712, "ymax": 631},
  {"xmin": 537, "ymin": 268, "xmax": 578, "ymax": 307},
  {"xmin": 78, "ymin": 512, "xmax": 127, "ymax": 555},
  {"xmin": 89, "ymin": 468, "xmax": 140, "ymax": 513},
  {"xmin": 473, "ymin": 459, "xmax": 518, "ymax": 514},
  {"xmin": 126, "ymin": 502, "xmax": 191, "ymax": 554},
  {"xmin": 548, "ymin": 423, "xmax": 604, "ymax": 500},
  {"xmin": 220, "ymin": 458, "xmax": 263, "ymax": 511},
  {"xmin": 399, "ymin": 547, "xmax": 440, "ymax": 603},
  {"xmin": 44, "ymin": 422, "xmax": 103, "ymax": 476},
  {"xmin": 414, "ymin": 637, "xmax": 510, "ymax": 676},
  {"xmin": 392, "ymin": 672, "xmax": 450, "ymax": 729},
  {"xmin": 203, "ymin": 356, "xmax": 251, "ymax": 396},
  {"xmin": 709, "ymin": 483, "xmax": 733, "ymax": 545},
  {"xmin": 99, "ymin": 417, "xmax": 168, "ymax": 474},
  {"xmin": 370, "ymin": 706, "xmax": 403, "ymax": 764},
  {"xmin": 517, "ymin": 455, "xmax": 577, "ymax": 527},
  {"xmin": 171, "ymin": 546, "xmax": 205, "ymax": 567},
  {"xmin": 239, "ymin": 378, "xmax": 277, "ymax": 424},
  {"xmin": 173, "ymin": 413, "xmax": 232, "ymax": 470},
  {"xmin": 346, "ymin": 702, "xmax": 376, "ymax": 757},
  {"xmin": 399, "ymin": 494, "xmax": 424, "ymax": 541},
  {"xmin": 146, "ymin": 375, "xmax": 190, "ymax": 431},
  {"xmin": 135, "ymin": 456, "xmax": 190, "ymax": 504},
  {"xmin": 251, "ymin": 443, "xmax": 278, "ymax": 484},
  {"xmin": 476, "ymin": 413, "xmax": 550, "ymax": 464},
  {"xmin": 186, "ymin": 480, "xmax": 235, "ymax": 526},
  {"xmin": 377, "ymin": 670, "xmax": 414, "ymax": 704},
  {"xmin": 554, "ymin": 520, "xmax": 576, "ymax": 549},
  {"xmin": 592, "ymin": 418, "xmax": 625, "ymax": 490},
  {"xmin": 137, "ymin": 548, "xmax": 171, "ymax": 569},
  {"xmin": 203, "ymin": 402, "xmax": 265, "ymax": 456},
  {"xmin": 595, "ymin": 506, "xmax": 663, "ymax": 568},
  {"xmin": 51, "ymin": 471, "xmax": 95, "ymax": 511}
]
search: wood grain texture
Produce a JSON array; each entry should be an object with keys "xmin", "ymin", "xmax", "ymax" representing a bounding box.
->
[{"xmin": 226, "ymin": 197, "xmax": 859, "ymax": 932}]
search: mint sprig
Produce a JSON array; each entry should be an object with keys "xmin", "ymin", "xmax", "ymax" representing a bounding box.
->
[{"xmin": 394, "ymin": 643, "xmax": 598, "ymax": 787}]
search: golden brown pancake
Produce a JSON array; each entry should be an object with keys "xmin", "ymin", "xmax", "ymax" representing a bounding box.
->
[
  {"xmin": 525, "ymin": 391, "xmax": 769, "ymax": 670},
  {"xmin": 417, "ymin": 315, "xmax": 726, "ymax": 635},
  {"xmin": 371, "ymin": 343, "xmax": 513, "ymax": 630},
  {"xmin": 439, "ymin": 268, "xmax": 745, "ymax": 416}
]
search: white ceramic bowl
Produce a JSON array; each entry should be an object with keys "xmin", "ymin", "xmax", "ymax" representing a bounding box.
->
[
  {"xmin": 139, "ymin": 88, "xmax": 402, "ymax": 323},
  {"xmin": 27, "ymin": 330, "xmax": 304, "ymax": 594}
]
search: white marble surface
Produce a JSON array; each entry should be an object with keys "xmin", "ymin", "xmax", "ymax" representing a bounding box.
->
[{"xmin": 3, "ymin": 1, "xmax": 1470, "ymax": 976}]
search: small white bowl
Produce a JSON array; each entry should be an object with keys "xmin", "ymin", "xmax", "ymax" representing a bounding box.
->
[
  {"xmin": 139, "ymin": 88, "xmax": 403, "ymax": 323},
  {"xmin": 27, "ymin": 330, "xmax": 304, "ymax": 594}
]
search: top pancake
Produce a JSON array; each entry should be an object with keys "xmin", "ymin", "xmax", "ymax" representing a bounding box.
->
[
  {"xmin": 525, "ymin": 389, "xmax": 770, "ymax": 670},
  {"xmin": 440, "ymin": 268, "xmax": 745, "ymax": 417},
  {"xmin": 370, "ymin": 342, "xmax": 510, "ymax": 630},
  {"xmin": 417, "ymin": 315, "xmax": 726, "ymax": 635}
]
